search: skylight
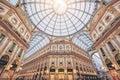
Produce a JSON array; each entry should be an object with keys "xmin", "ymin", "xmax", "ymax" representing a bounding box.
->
[
  {"xmin": 72, "ymin": 31, "xmax": 93, "ymax": 51},
  {"xmin": 23, "ymin": 0, "xmax": 97, "ymax": 37},
  {"xmin": 24, "ymin": 32, "xmax": 50, "ymax": 59},
  {"xmin": 7, "ymin": 0, "xmax": 19, "ymax": 6}
]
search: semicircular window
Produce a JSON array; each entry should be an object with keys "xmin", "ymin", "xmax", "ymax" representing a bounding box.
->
[
  {"xmin": 72, "ymin": 31, "xmax": 93, "ymax": 51},
  {"xmin": 24, "ymin": 32, "xmax": 50, "ymax": 59},
  {"xmin": 7, "ymin": 0, "xmax": 19, "ymax": 6},
  {"xmin": 23, "ymin": 0, "xmax": 97, "ymax": 37}
]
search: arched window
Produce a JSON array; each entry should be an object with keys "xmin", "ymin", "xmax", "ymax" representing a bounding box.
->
[
  {"xmin": 107, "ymin": 42, "xmax": 116, "ymax": 52},
  {"xmin": 115, "ymin": 54, "xmax": 120, "ymax": 65},
  {"xmin": 105, "ymin": 59, "xmax": 114, "ymax": 70},
  {"xmin": 0, "ymin": 33, "xmax": 5, "ymax": 43},
  {"xmin": 58, "ymin": 68, "xmax": 64, "ymax": 72},
  {"xmin": 0, "ymin": 55, "xmax": 9, "ymax": 67},
  {"xmin": 103, "ymin": 0, "xmax": 111, "ymax": 4},
  {"xmin": 100, "ymin": 48, "xmax": 105, "ymax": 56},
  {"xmin": 7, "ymin": 0, "xmax": 19, "ymax": 6},
  {"xmin": 50, "ymin": 66, "xmax": 55, "ymax": 72}
]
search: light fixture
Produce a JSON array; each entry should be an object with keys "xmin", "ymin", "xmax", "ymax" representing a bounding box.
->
[
  {"xmin": 111, "ymin": 64, "xmax": 114, "ymax": 67},
  {"xmin": 10, "ymin": 65, "xmax": 13, "ymax": 68}
]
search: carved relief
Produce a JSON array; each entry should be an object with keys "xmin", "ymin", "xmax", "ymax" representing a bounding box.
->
[
  {"xmin": 102, "ymin": 12, "xmax": 115, "ymax": 26},
  {"xmin": 0, "ymin": 3, "xmax": 10, "ymax": 16},
  {"xmin": 96, "ymin": 23, "xmax": 105, "ymax": 34},
  {"xmin": 114, "ymin": 1, "xmax": 120, "ymax": 13},
  {"xmin": 8, "ymin": 13, "xmax": 20, "ymax": 28}
]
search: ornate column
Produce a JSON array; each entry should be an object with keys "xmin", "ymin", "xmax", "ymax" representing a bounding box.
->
[
  {"xmin": 63, "ymin": 57, "xmax": 65, "ymax": 66},
  {"xmin": 66, "ymin": 57, "xmax": 67, "ymax": 67},
  {"xmin": 10, "ymin": 46, "xmax": 20, "ymax": 62},
  {"xmin": 9, "ymin": 45, "xmax": 18, "ymax": 62},
  {"xmin": 73, "ymin": 58, "xmax": 77, "ymax": 80},
  {"xmin": 115, "ymin": 35, "xmax": 120, "ymax": 43},
  {"xmin": 105, "ymin": 44, "xmax": 120, "ymax": 70},
  {"xmin": 15, "ymin": 48, "xmax": 21, "ymax": 58},
  {"xmin": 46, "ymin": 58, "xmax": 49, "ymax": 80},
  {"xmin": 0, "ymin": 70, "xmax": 9, "ymax": 78},
  {"xmin": 55, "ymin": 57, "xmax": 57, "ymax": 67},
  {"xmin": 98, "ymin": 49, "xmax": 109, "ymax": 71},
  {"xmin": 58, "ymin": 56, "xmax": 59, "ymax": 66},
  {"xmin": 102, "ymin": 46, "xmax": 111, "ymax": 58},
  {"xmin": 20, "ymin": 50, "xmax": 25, "ymax": 61},
  {"xmin": 105, "ymin": 44, "xmax": 114, "ymax": 58},
  {"xmin": 0, "ymin": 40, "xmax": 13, "ymax": 58},
  {"xmin": 0, "ymin": 37, "xmax": 8, "ymax": 54},
  {"xmin": 71, "ymin": 57, "xmax": 73, "ymax": 67},
  {"xmin": 65, "ymin": 55, "xmax": 68, "ymax": 80},
  {"xmin": 111, "ymin": 39, "xmax": 120, "ymax": 51},
  {"xmin": 1, "ymin": 45, "xmax": 18, "ymax": 78}
]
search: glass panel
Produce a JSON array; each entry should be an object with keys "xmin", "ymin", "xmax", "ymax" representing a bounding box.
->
[
  {"xmin": 0, "ymin": 33, "xmax": 5, "ymax": 43},
  {"xmin": 18, "ymin": 49, "xmax": 23, "ymax": 57},
  {"xmin": 103, "ymin": 0, "xmax": 111, "ymax": 4},
  {"xmin": 72, "ymin": 31, "xmax": 93, "ymax": 51},
  {"xmin": 100, "ymin": 48, "xmax": 105, "ymax": 56},
  {"xmin": 22, "ymin": 0, "xmax": 97, "ymax": 37},
  {"xmin": 7, "ymin": 0, "xmax": 19, "ymax": 6},
  {"xmin": 9, "ymin": 43, "xmax": 16, "ymax": 53},
  {"xmin": 108, "ymin": 42, "xmax": 116, "ymax": 52},
  {"xmin": 24, "ymin": 32, "xmax": 50, "ymax": 58},
  {"xmin": 58, "ymin": 69, "xmax": 64, "ymax": 72}
]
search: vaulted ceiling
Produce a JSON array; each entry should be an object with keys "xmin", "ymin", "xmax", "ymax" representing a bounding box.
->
[{"xmin": 7, "ymin": 0, "xmax": 102, "ymax": 58}]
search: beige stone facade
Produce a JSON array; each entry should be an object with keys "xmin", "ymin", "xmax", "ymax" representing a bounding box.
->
[
  {"xmin": 17, "ymin": 40, "xmax": 97, "ymax": 80},
  {"xmin": 0, "ymin": 1, "xmax": 32, "ymax": 79},
  {"xmin": 89, "ymin": 0, "xmax": 120, "ymax": 80}
]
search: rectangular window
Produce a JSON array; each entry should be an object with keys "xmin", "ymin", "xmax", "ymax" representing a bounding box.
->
[
  {"xmin": 50, "ymin": 69, "xmax": 55, "ymax": 72},
  {"xmin": 58, "ymin": 69, "xmax": 64, "ymax": 72},
  {"xmin": 18, "ymin": 49, "xmax": 23, "ymax": 57},
  {"xmin": 100, "ymin": 48, "xmax": 105, "ymax": 56},
  {"xmin": 0, "ymin": 33, "xmax": 5, "ymax": 43},
  {"xmin": 9, "ymin": 43, "xmax": 16, "ymax": 53},
  {"xmin": 67, "ymin": 69, "xmax": 73, "ymax": 72},
  {"xmin": 108, "ymin": 42, "xmax": 116, "ymax": 52}
]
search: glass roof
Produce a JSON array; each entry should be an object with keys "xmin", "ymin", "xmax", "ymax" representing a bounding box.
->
[
  {"xmin": 7, "ymin": 0, "xmax": 99, "ymax": 58},
  {"xmin": 7, "ymin": 0, "xmax": 19, "ymax": 6},
  {"xmin": 72, "ymin": 31, "xmax": 93, "ymax": 51},
  {"xmin": 24, "ymin": 32, "xmax": 50, "ymax": 58},
  {"xmin": 92, "ymin": 53, "xmax": 104, "ymax": 70},
  {"xmin": 23, "ymin": 0, "xmax": 97, "ymax": 37}
]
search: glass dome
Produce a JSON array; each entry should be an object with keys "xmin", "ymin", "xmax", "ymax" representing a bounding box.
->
[{"xmin": 23, "ymin": 0, "xmax": 97, "ymax": 37}]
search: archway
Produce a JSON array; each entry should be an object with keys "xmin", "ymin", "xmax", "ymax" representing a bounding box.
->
[
  {"xmin": 105, "ymin": 59, "xmax": 114, "ymax": 70},
  {"xmin": 58, "ymin": 68, "xmax": 64, "ymax": 80},
  {"xmin": 0, "ymin": 55, "xmax": 9, "ymax": 74},
  {"xmin": 50, "ymin": 66, "xmax": 55, "ymax": 80},
  {"xmin": 9, "ymin": 59, "xmax": 19, "ymax": 79},
  {"xmin": 115, "ymin": 54, "xmax": 120, "ymax": 65},
  {"xmin": 105, "ymin": 59, "xmax": 120, "ymax": 80},
  {"xmin": 67, "ymin": 68, "xmax": 73, "ymax": 80}
]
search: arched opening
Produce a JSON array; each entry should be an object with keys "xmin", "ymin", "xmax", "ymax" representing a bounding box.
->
[
  {"xmin": 50, "ymin": 66, "xmax": 55, "ymax": 80},
  {"xmin": 67, "ymin": 68, "xmax": 73, "ymax": 80},
  {"xmin": 38, "ymin": 66, "xmax": 43, "ymax": 80},
  {"xmin": 105, "ymin": 59, "xmax": 114, "ymax": 70},
  {"xmin": 58, "ymin": 68, "xmax": 64, "ymax": 80},
  {"xmin": 76, "ymin": 65, "xmax": 80, "ymax": 79},
  {"xmin": 43, "ymin": 66, "xmax": 47, "ymax": 80},
  {"xmin": 0, "ymin": 55, "xmax": 9, "ymax": 74},
  {"xmin": 115, "ymin": 54, "xmax": 120, "ymax": 65},
  {"xmin": 105, "ymin": 59, "xmax": 120, "ymax": 80},
  {"xmin": 8, "ymin": 59, "xmax": 19, "ymax": 78}
]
